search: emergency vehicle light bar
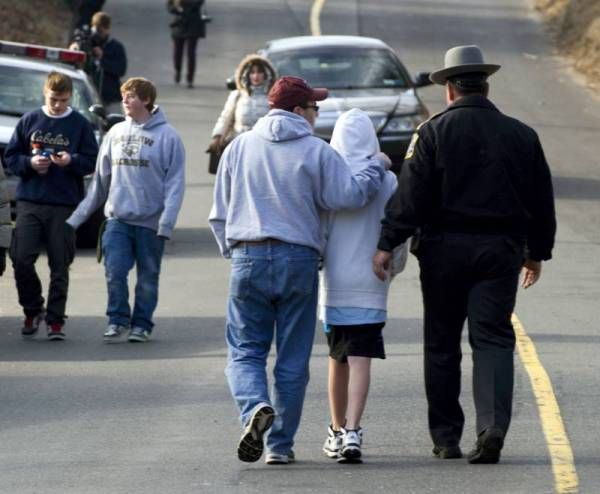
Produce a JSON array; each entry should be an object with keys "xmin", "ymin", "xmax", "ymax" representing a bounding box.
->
[{"xmin": 0, "ymin": 40, "xmax": 86, "ymax": 65}]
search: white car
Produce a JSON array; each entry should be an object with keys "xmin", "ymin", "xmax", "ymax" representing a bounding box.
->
[{"xmin": 0, "ymin": 41, "xmax": 112, "ymax": 247}]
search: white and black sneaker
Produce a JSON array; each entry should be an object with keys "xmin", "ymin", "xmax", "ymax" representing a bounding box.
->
[
  {"xmin": 338, "ymin": 427, "xmax": 363, "ymax": 464},
  {"xmin": 103, "ymin": 324, "xmax": 129, "ymax": 343},
  {"xmin": 265, "ymin": 450, "xmax": 295, "ymax": 465},
  {"xmin": 323, "ymin": 424, "xmax": 343, "ymax": 458},
  {"xmin": 237, "ymin": 404, "xmax": 275, "ymax": 462},
  {"xmin": 128, "ymin": 327, "xmax": 151, "ymax": 343}
]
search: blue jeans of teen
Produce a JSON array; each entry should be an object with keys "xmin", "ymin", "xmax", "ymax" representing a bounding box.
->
[
  {"xmin": 102, "ymin": 220, "xmax": 165, "ymax": 331},
  {"xmin": 225, "ymin": 240, "xmax": 319, "ymax": 455}
]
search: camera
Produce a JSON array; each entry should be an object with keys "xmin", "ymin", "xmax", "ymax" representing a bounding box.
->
[
  {"xmin": 71, "ymin": 25, "xmax": 104, "ymax": 55},
  {"xmin": 70, "ymin": 25, "xmax": 104, "ymax": 74}
]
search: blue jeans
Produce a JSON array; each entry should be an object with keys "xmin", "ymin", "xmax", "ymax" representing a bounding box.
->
[
  {"xmin": 102, "ymin": 220, "xmax": 165, "ymax": 331},
  {"xmin": 225, "ymin": 241, "xmax": 319, "ymax": 455}
]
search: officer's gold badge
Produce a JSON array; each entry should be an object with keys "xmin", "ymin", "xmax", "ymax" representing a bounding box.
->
[{"xmin": 405, "ymin": 132, "xmax": 419, "ymax": 160}]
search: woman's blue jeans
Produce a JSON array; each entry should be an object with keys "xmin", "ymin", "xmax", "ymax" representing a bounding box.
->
[
  {"xmin": 225, "ymin": 241, "xmax": 319, "ymax": 455},
  {"xmin": 102, "ymin": 220, "xmax": 165, "ymax": 331}
]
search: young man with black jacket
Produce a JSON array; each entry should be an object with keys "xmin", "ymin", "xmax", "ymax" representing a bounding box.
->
[
  {"xmin": 88, "ymin": 12, "xmax": 127, "ymax": 113},
  {"xmin": 4, "ymin": 71, "xmax": 98, "ymax": 341}
]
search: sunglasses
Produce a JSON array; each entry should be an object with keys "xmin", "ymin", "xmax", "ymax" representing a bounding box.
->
[{"xmin": 302, "ymin": 104, "xmax": 320, "ymax": 112}]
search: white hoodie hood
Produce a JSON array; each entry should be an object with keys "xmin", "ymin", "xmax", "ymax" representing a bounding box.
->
[
  {"xmin": 330, "ymin": 108, "xmax": 381, "ymax": 170},
  {"xmin": 319, "ymin": 108, "xmax": 398, "ymax": 312}
]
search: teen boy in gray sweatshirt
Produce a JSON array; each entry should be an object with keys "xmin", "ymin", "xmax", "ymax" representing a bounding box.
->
[{"xmin": 67, "ymin": 77, "xmax": 185, "ymax": 343}]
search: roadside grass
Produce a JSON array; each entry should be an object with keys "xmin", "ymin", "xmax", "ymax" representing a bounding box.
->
[
  {"xmin": 0, "ymin": 0, "xmax": 72, "ymax": 47},
  {"xmin": 536, "ymin": 0, "xmax": 600, "ymax": 91}
]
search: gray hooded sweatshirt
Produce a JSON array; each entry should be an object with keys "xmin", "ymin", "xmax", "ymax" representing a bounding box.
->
[
  {"xmin": 209, "ymin": 109, "xmax": 385, "ymax": 258},
  {"xmin": 319, "ymin": 109, "xmax": 399, "ymax": 313},
  {"xmin": 68, "ymin": 107, "xmax": 185, "ymax": 238}
]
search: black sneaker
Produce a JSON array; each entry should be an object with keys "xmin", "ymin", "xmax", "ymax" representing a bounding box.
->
[
  {"xmin": 432, "ymin": 445, "xmax": 463, "ymax": 459},
  {"xmin": 21, "ymin": 311, "xmax": 45, "ymax": 338},
  {"xmin": 237, "ymin": 404, "xmax": 275, "ymax": 463},
  {"xmin": 467, "ymin": 427, "xmax": 504, "ymax": 464}
]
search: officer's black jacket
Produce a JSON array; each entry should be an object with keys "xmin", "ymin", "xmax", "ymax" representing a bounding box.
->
[{"xmin": 378, "ymin": 95, "xmax": 556, "ymax": 261}]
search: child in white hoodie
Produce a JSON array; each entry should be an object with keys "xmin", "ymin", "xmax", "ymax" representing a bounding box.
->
[{"xmin": 319, "ymin": 109, "xmax": 404, "ymax": 463}]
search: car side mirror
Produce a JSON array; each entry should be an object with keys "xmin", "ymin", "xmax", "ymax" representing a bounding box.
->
[
  {"xmin": 226, "ymin": 76, "xmax": 236, "ymax": 90},
  {"xmin": 106, "ymin": 114, "xmax": 125, "ymax": 129},
  {"xmin": 414, "ymin": 72, "xmax": 433, "ymax": 88},
  {"xmin": 89, "ymin": 104, "xmax": 106, "ymax": 119}
]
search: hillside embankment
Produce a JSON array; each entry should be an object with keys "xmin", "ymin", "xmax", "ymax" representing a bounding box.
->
[
  {"xmin": 0, "ymin": 0, "xmax": 71, "ymax": 46},
  {"xmin": 536, "ymin": 0, "xmax": 600, "ymax": 91}
]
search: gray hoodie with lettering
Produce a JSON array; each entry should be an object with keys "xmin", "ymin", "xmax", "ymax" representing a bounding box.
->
[{"xmin": 67, "ymin": 107, "xmax": 185, "ymax": 238}]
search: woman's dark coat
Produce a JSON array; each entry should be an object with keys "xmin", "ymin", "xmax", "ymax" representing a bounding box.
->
[{"xmin": 167, "ymin": 0, "xmax": 206, "ymax": 39}]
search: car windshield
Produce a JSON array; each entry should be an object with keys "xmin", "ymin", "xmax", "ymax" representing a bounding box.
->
[
  {"xmin": 0, "ymin": 66, "xmax": 94, "ymax": 121},
  {"xmin": 267, "ymin": 47, "xmax": 410, "ymax": 89}
]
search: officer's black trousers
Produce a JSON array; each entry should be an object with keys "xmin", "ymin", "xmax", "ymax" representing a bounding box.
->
[
  {"xmin": 9, "ymin": 202, "xmax": 76, "ymax": 324},
  {"xmin": 417, "ymin": 233, "xmax": 523, "ymax": 447}
]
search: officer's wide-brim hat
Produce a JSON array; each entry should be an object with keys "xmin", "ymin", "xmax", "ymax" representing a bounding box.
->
[{"xmin": 429, "ymin": 45, "xmax": 500, "ymax": 85}]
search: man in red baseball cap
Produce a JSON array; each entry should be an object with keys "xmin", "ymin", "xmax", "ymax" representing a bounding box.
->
[
  {"xmin": 267, "ymin": 76, "xmax": 328, "ymax": 128},
  {"xmin": 210, "ymin": 72, "xmax": 390, "ymax": 466}
]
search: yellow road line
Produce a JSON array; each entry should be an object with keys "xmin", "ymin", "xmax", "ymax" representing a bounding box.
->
[
  {"xmin": 310, "ymin": 0, "xmax": 326, "ymax": 36},
  {"xmin": 513, "ymin": 314, "xmax": 579, "ymax": 494}
]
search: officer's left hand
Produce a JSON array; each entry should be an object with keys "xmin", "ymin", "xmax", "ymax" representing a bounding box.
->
[
  {"xmin": 521, "ymin": 259, "xmax": 542, "ymax": 289},
  {"xmin": 92, "ymin": 46, "xmax": 103, "ymax": 59},
  {"xmin": 51, "ymin": 151, "xmax": 72, "ymax": 167},
  {"xmin": 372, "ymin": 249, "xmax": 392, "ymax": 281}
]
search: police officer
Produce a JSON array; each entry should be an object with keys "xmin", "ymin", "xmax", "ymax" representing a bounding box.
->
[{"xmin": 372, "ymin": 45, "xmax": 556, "ymax": 464}]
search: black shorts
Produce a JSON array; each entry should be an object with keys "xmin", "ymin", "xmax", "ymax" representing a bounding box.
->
[{"xmin": 326, "ymin": 323, "xmax": 386, "ymax": 363}]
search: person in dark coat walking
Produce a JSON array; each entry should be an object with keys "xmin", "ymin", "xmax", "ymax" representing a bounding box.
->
[
  {"xmin": 167, "ymin": 0, "xmax": 206, "ymax": 88},
  {"xmin": 372, "ymin": 45, "xmax": 556, "ymax": 465}
]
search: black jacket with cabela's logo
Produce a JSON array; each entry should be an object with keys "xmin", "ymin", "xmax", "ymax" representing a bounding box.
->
[{"xmin": 378, "ymin": 94, "xmax": 556, "ymax": 261}]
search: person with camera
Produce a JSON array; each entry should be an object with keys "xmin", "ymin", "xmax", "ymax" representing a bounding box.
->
[
  {"xmin": 71, "ymin": 11, "xmax": 127, "ymax": 113},
  {"xmin": 167, "ymin": 0, "xmax": 207, "ymax": 88},
  {"xmin": 4, "ymin": 72, "xmax": 98, "ymax": 341}
]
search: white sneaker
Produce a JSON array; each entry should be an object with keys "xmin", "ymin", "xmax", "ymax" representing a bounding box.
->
[
  {"xmin": 103, "ymin": 324, "xmax": 129, "ymax": 343},
  {"xmin": 338, "ymin": 427, "xmax": 363, "ymax": 463},
  {"xmin": 265, "ymin": 450, "xmax": 295, "ymax": 465},
  {"xmin": 323, "ymin": 424, "xmax": 343, "ymax": 458},
  {"xmin": 128, "ymin": 327, "xmax": 151, "ymax": 342}
]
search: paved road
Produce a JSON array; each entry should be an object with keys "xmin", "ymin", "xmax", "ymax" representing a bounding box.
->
[{"xmin": 1, "ymin": 1, "xmax": 599, "ymax": 492}]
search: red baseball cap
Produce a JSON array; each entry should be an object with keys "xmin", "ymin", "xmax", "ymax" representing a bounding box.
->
[{"xmin": 268, "ymin": 76, "xmax": 328, "ymax": 110}]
